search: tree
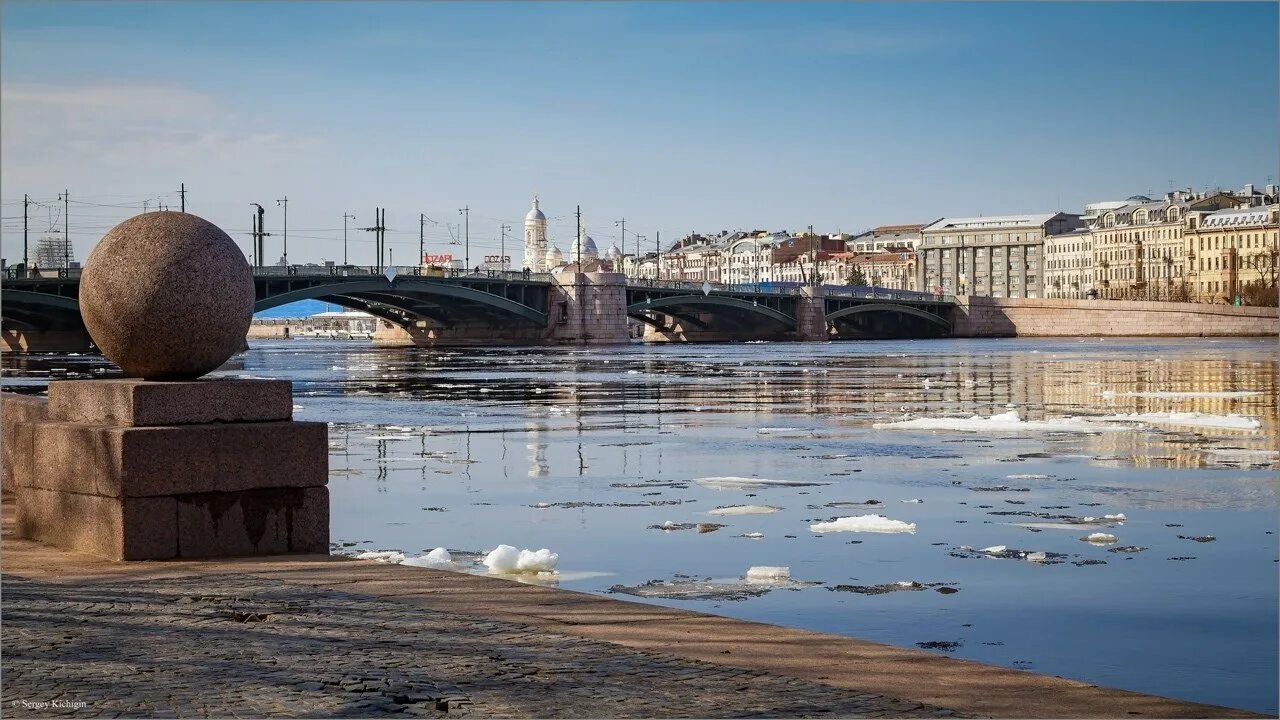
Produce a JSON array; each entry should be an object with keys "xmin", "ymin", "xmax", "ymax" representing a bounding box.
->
[
  {"xmin": 1241, "ymin": 247, "xmax": 1278, "ymax": 289},
  {"xmin": 847, "ymin": 265, "xmax": 868, "ymax": 286}
]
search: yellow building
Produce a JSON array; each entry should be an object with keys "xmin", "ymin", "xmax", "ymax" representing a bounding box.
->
[
  {"xmin": 1091, "ymin": 193, "xmax": 1241, "ymax": 300},
  {"xmin": 1184, "ymin": 204, "xmax": 1279, "ymax": 303}
]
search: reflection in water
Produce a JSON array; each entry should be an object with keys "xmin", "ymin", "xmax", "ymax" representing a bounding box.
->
[{"xmin": 3, "ymin": 337, "xmax": 1278, "ymax": 714}]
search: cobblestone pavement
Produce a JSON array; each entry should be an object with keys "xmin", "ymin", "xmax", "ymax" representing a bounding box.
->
[{"xmin": 1, "ymin": 574, "xmax": 966, "ymax": 719}]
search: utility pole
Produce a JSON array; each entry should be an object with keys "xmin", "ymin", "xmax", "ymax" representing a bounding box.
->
[
  {"xmin": 179, "ymin": 182, "xmax": 186, "ymax": 212},
  {"xmin": 342, "ymin": 212, "xmax": 356, "ymax": 265},
  {"xmin": 57, "ymin": 190, "xmax": 69, "ymax": 269},
  {"xmin": 22, "ymin": 194, "xmax": 30, "ymax": 272},
  {"xmin": 633, "ymin": 234, "xmax": 646, "ymax": 278},
  {"xmin": 655, "ymin": 231, "xmax": 660, "ymax": 280},
  {"xmin": 361, "ymin": 208, "xmax": 386, "ymax": 271},
  {"xmin": 459, "ymin": 205, "xmax": 470, "ymax": 270},
  {"xmin": 249, "ymin": 203, "xmax": 270, "ymax": 269},
  {"xmin": 614, "ymin": 217, "xmax": 626, "ymax": 274},
  {"xmin": 810, "ymin": 233, "xmax": 819, "ymax": 287},
  {"xmin": 500, "ymin": 223, "xmax": 511, "ymax": 272},
  {"xmin": 276, "ymin": 196, "xmax": 288, "ymax": 266},
  {"xmin": 420, "ymin": 214, "xmax": 426, "ymax": 268},
  {"xmin": 576, "ymin": 205, "xmax": 584, "ymax": 337}
]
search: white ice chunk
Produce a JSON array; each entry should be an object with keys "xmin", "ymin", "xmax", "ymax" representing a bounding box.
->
[
  {"xmin": 872, "ymin": 409, "xmax": 1122, "ymax": 433},
  {"xmin": 401, "ymin": 547, "xmax": 458, "ymax": 570},
  {"xmin": 694, "ymin": 476, "xmax": 829, "ymax": 490},
  {"xmin": 1025, "ymin": 551, "xmax": 1048, "ymax": 562},
  {"xmin": 810, "ymin": 514, "xmax": 917, "ymax": 534},
  {"xmin": 980, "ymin": 545, "xmax": 1007, "ymax": 553},
  {"xmin": 1097, "ymin": 412, "xmax": 1261, "ymax": 430},
  {"xmin": 901, "ymin": 498, "xmax": 924, "ymax": 504},
  {"xmin": 745, "ymin": 566, "xmax": 791, "ymax": 581},
  {"xmin": 708, "ymin": 505, "xmax": 781, "ymax": 516},
  {"xmin": 740, "ymin": 532, "xmax": 765, "ymax": 539},
  {"xmin": 354, "ymin": 550, "xmax": 406, "ymax": 563},
  {"xmin": 483, "ymin": 544, "xmax": 559, "ymax": 575},
  {"xmin": 1082, "ymin": 533, "xmax": 1117, "ymax": 544}
]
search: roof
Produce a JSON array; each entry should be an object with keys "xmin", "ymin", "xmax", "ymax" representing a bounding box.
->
[
  {"xmin": 1200, "ymin": 204, "xmax": 1278, "ymax": 228},
  {"xmin": 870, "ymin": 223, "xmax": 927, "ymax": 234},
  {"xmin": 922, "ymin": 213, "xmax": 1064, "ymax": 232}
]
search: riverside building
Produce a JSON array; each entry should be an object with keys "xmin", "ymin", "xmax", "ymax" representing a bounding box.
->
[
  {"xmin": 1184, "ymin": 204, "xmax": 1280, "ymax": 303},
  {"xmin": 1043, "ymin": 228, "xmax": 1094, "ymax": 299},
  {"xmin": 917, "ymin": 213, "xmax": 1083, "ymax": 298}
]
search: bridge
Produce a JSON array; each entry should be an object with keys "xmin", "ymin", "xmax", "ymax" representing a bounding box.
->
[{"xmin": 2, "ymin": 266, "xmax": 956, "ymax": 351}]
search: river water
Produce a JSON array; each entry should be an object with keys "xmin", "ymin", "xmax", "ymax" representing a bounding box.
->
[{"xmin": 4, "ymin": 337, "xmax": 1277, "ymax": 714}]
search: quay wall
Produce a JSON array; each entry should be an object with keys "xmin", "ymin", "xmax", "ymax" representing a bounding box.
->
[{"xmin": 952, "ymin": 297, "xmax": 1278, "ymax": 338}]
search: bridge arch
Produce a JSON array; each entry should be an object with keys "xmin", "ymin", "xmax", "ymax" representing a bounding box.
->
[
  {"xmin": 255, "ymin": 278, "xmax": 547, "ymax": 326},
  {"xmin": 825, "ymin": 303, "xmax": 951, "ymax": 331},
  {"xmin": 627, "ymin": 294, "xmax": 795, "ymax": 329}
]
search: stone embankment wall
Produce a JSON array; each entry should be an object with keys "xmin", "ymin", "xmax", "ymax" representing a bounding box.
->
[
  {"xmin": 247, "ymin": 320, "xmax": 296, "ymax": 339},
  {"xmin": 952, "ymin": 297, "xmax": 1278, "ymax": 337}
]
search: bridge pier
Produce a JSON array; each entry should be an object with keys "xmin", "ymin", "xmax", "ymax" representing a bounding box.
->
[
  {"xmin": 549, "ymin": 272, "xmax": 630, "ymax": 345},
  {"xmin": 796, "ymin": 286, "xmax": 829, "ymax": 341},
  {"xmin": 1, "ymin": 327, "xmax": 94, "ymax": 353}
]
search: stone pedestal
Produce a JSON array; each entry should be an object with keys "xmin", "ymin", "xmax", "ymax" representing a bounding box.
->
[{"xmin": 10, "ymin": 379, "xmax": 329, "ymax": 560}]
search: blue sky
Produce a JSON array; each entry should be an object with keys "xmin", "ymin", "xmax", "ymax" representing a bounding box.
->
[{"xmin": 2, "ymin": 2, "xmax": 1276, "ymax": 266}]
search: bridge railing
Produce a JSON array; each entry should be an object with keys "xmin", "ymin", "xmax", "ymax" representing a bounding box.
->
[
  {"xmin": 823, "ymin": 285, "xmax": 953, "ymax": 303},
  {"xmin": 252, "ymin": 265, "xmax": 553, "ymax": 282},
  {"xmin": 3, "ymin": 267, "xmax": 83, "ymax": 280},
  {"xmin": 627, "ymin": 278, "xmax": 799, "ymax": 295}
]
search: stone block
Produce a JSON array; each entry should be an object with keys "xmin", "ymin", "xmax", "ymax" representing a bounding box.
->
[
  {"xmin": 14, "ymin": 420, "xmax": 328, "ymax": 497},
  {"xmin": 176, "ymin": 486, "xmax": 328, "ymax": 557},
  {"xmin": 47, "ymin": 378, "xmax": 292, "ymax": 426},
  {"xmin": 14, "ymin": 486, "xmax": 177, "ymax": 560},
  {"xmin": 1, "ymin": 393, "xmax": 47, "ymax": 493}
]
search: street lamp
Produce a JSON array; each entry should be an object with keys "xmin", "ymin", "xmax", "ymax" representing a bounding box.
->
[{"xmin": 342, "ymin": 212, "xmax": 356, "ymax": 266}]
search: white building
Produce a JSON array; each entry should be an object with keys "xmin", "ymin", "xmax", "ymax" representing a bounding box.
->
[{"xmin": 1043, "ymin": 228, "xmax": 1094, "ymax": 298}]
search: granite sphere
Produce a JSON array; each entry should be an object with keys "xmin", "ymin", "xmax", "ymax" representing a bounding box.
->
[{"xmin": 80, "ymin": 212, "xmax": 254, "ymax": 380}]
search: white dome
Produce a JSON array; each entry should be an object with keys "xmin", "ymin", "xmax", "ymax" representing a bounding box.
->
[
  {"xmin": 545, "ymin": 244, "xmax": 563, "ymax": 263},
  {"xmin": 525, "ymin": 195, "xmax": 545, "ymax": 222},
  {"xmin": 606, "ymin": 244, "xmax": 622, "ymax": 260},
  {"xmin": 570, "ymin": 235, "xmax": 599, "ymax": 262}
]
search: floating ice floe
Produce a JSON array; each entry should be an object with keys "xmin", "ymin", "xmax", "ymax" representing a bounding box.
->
[
  {"xmin": 872, "ymin": 410, "xmax": 1123, "ymax": 433},
  {"xmin": 1081, "ymin": 533, "xmax": 1118, "ymax": 545},
  {"xmin": 1097, "ymin": 412, "xmax": 1261, "ymax": 431},
  {"xmin": 830, "ymin": 580, "xmax": 961, "ymax": 595},
  {"xmin": 694, "ymin": 476, "xmax": 830, "ymax": 490},
  {"xmin": 958, "ymin": 545, "xmax": 1057, "ymax": 562},
  {"xmin": 708, "ymin": 505, "xmax": 781, "ymax": 516},
  {"xmin": 738, "ymin": 532, "xmax": 765, "ymax": 539},
  {"xmin": 744, "ymin": 566, "xmax": 791, "ymax": 583},
  {"xmin": 401, "ymin": 547, "xmax": 457, "ymax": 570},
  {"xmin": 483, "ymin": 545, "xmax": 559, "ymax": 575},
  {"xmin": 810, "ymin": 514, "xmax": 917, "ymax": 534},
  {"xmin": 1103, "ymin": 390, "xmax": 1263, "ymax": 399},
  {"xmin": 901, "ymin": 498, "xmax": 924, "ymax": 504},
  {"xmin": 354, "ymin": 550, "xmax": 406, "ymax": 563}
]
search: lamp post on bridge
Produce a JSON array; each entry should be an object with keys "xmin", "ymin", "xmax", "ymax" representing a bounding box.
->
[{"xmin": 342, "ymin": 212, "xmax": 356, "ymax": 266}]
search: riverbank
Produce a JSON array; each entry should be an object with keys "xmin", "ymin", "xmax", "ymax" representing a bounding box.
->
[{"xmin": 0, "ymin": 504, "xmax": 1260, "ymax": 719}]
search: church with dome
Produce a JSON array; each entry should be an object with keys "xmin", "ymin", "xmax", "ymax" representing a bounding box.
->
[{"xmin": 522, "ymin": 196, "xmax": 614, "ymax": 272}]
